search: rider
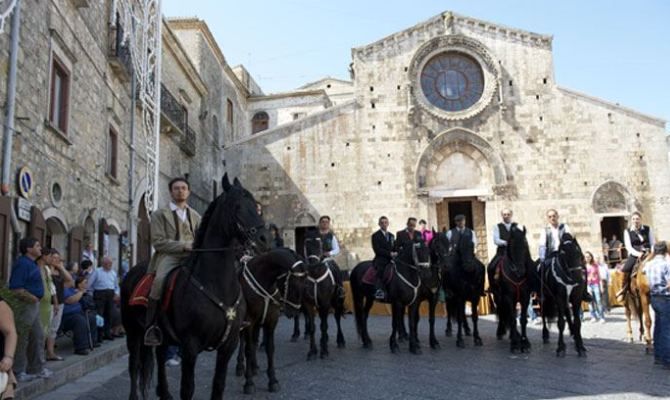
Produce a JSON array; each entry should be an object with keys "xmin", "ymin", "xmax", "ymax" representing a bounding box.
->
[
  {"xmin": 372, "ymin": 216, "xmax": 397, "ymax": 300},
  {"xmin": 617, "ymin": 211, "xmax": 655, "ymax": 300},
  {"xmin": 313, "ymin": 216, "xmax": 346, "ymax": 299},
  {"xmin": 395, "ymin": 217, "xmax": 423, "ymax": 252},
  {"xmin": 487, "ymin": 208, "xmax": 524, "ymax": 291},
  {"xmin": 446, "ymin": 214, "xmax": 478, "ymax": 255},
  {"xmin": 144, "ymin": 177, "xmax": 202, "ymax": 346},
  {"xmin": 537, "ymin": 209, "xmax": 591, "ymax": 302}
]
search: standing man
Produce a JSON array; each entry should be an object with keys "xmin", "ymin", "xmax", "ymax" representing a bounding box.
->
[
  {"xmin": 81, "ymin": 241, "xmax": 96, "ymax": 268},
  {"xmin": 488, "ymin": 209, "xmax": 524, "ymax": 290},
  {"xmin": 313, "ymin": 216, "xmax": 345, "ymax": 298},
  {"xmin": 87, "ymin": 257, "xmax": 119, "ymax": 341},
  {"xmin": 643, "ymin": 241, "xmax": 670, "ymax": 369},
  {"xmin": 618, "ymin": 211, "xmax": 655, "ymax": 300},
  {"xmin": 9, "ymin": 238, "xmax": 51, "ymax": 382},
  {"xmin": 538, "ymin": 209, "xmax": 591, "ymax": 302},
  {"xmin": 144, "ymin": 177, "xmax": 201, "ymax": 346},
  {"xmin": 372, "ymin": 216, "xmax": 396, "ymax": 300},
  {"xmin": 395, "ymin": 217, "xmax": 423, "ymax": 252},
  {"xmin": 446, "ymin": 214, "xmax": 478, "ymax": 255}
]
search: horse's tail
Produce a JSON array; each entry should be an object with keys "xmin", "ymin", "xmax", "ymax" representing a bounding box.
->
[
  {"xmin": 541, "ymin": 292, "xmax": 557, "ymax": 322},
  {"xmin": 138, "ymin": 345, "xmax": 154, "ymax": 399},
  {"xmin": 350, "ymin": 265, "xmax": 365, "ymax": 339}
]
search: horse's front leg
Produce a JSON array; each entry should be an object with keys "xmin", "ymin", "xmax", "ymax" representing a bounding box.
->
[
  {"xmin": 264, "ymin": 322, "xmax": 280, "ymax": 392},
  {"xmin": 243, "ymin": 325, "xmax": 256, "ymax": 394},
  {"xmin": 398, "ymin": 306, "xmax": 409, "ymax": 343},
  {"xmin": 519, "ymin": 294, "xmax": 531, "ymax": 352},
  {"xmin": 235, "ymin": 330, "xmax": 246, "ymax": 377},
  {"xmin": 155, "ymin": 345, "xmax": 172, "ymax": 399},
  {"xmin": 556, "ymin": 305, "xmax": 566, "ymax": 357},
  {"xmin": 572, "ymin": 298, "xmax": 587, "ymax": 357},
  {"xmin": 445, "ymin": 300, "xmax": 453, "ymax": 337},
  {"xmin": 624, "ymin": 303, "xmax": 634, "ymax": 343},
  {"xmin": 319, "ymin": 306, "xmax": 330, "ymax": 359},
  {"xmin": 389, "ymin": 302, "xmax": 400, "ymax": 353},
  {"xmin": 642, "ymin": 295, "xmax": 653, "ymax": 354},
  {"xmin": 362, "ymin": 295, "xmax": 374, "ymax": 348},
  {"xmin": 211, "ymin": 339, "xmax": 238, "ymax": 400},
  {"xmin": 471, "ymin": 298, "xmax": 483, "ymax": 346},
  {"xmin": 456, "ymin": 298, "xmax": 465, "ymax": 348},
  {"xmin": 291, "ymin": 311, "xmax": 301, "ymax": 342},
  {"xmin": 408, "ymin": 302, "xmax": 420, "ymax": 354},
  {"xmin": 334, "ymin": 300, "xmax": 346, "ymax": 349},
  {"xmin": 428, "ymin": 295, "xmax": 440, "ymax": 349},
  {"xmin": 306, "ymin": 307, "xmax": 318, "ymax": 361},
  {"xmin": 127, "ymin": 336, "xmax": 140, "ymax": 400},
  {"xmin": 180, "ymin": 348, "xmax": 198, "ymax": 400}
]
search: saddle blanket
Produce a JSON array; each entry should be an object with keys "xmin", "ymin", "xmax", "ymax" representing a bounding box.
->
[
  {"xmin": 129, "ymin": 271, "xmax": 180, "ymax": 311},
  {"xmin": 362, "ymin": 266, "xmax": 393, "ymax": 286}
]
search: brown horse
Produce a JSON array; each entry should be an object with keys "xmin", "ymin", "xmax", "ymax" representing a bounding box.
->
[{"xmin": 622, "ymin": 253, "xmax": 653, "ymax": 353}]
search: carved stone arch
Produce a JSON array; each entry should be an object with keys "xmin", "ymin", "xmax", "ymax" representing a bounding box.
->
[
  {"xmin": 591, "ymin": 181, "xmax": 637, "ymax": 214},
  {"xmin": 416, "ymin": 128, "xmax": 509, "ymax": 193},
  {"xmin": 42, "ymin": 207, "xmax": 69, "ymax": 232},
  {"xmin": 294, "ymin": 211, "xmax": 317, "ymax": 227}
]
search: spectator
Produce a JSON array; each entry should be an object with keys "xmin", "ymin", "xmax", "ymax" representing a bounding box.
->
[
  {"xmin": 45, "ymin": 250, "xmax": 73, "ymax": 362},
  {"xmin": 585, "ymin": 251, "xmax": 605, "ymax": 323},
  {"xmin": 87, "ymin": 257, "xmax": 119, "ymax": 341},
  {"xmin": 79, "ymin": 260, "xmax": 94, "ymax": 279},
  {"xmin": 35, "ymin": 250, "xmax": 55, "ymax": 340},
  {"xmin": 269, "ymin": 224, "xmax": 284, "ymax": 249},
  {"xmin": 9, "ymin": 238, "xmax": 52, "ymax": 382},
  {"xmin": 419, "ymin": 219, "xmax": 434, "ymax": 245},
  {"xmin": 597, "ymin": 255, "xmax": 611, "ymax": 313},
  {"xmin": 61, "ymin": 277, "xmax": 98, "ymax": 355},
  {"xmin": 0, "ymin": 291, "xmax": 18, "ymax": 398},
  {"xmin": 81, "ymin": 242, "xmax": 96, "ymax": 268},
  {"xmin": 608, "ymin": 234, "xmax": 624, "ymax": 266},
  {"xmin": 644, "ymin": 241, "xmax": 670, "ymax": 369},
  {"xmin": 65, "ymin": 261, "xmax": 79, "ymax": 278}
]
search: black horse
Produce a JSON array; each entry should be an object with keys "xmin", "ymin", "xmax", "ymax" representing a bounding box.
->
[
  {"xmin": 300, "ymin": 237, "xmax": 346, "ymax": 360},
  {"xmin": 532, "ymin": 233, "xmax": 588, "ymax": 357},
  {"xmin": 350, "ymin": 240, "xmax": 433, "ymax": 354},
  {"xmin": 121, "ymin": 175, "xmax": 269, "ymax": 400},
  {"xmin": 443, "ymin": 235, "xmax": 485, "ymax": 348},
  {"xmin": 235, "ymin": 248, "xmax": 306, "ymax": 394},
  {"xmin": 489, "ymin": 226, "xmax": 533, "ymax": 353}
]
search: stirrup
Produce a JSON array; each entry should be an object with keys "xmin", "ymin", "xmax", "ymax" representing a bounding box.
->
[
  {"xmin": 375, "ymin": 289, "xmax": 386, "ymax": 300},
  {"xmin": 144, "ymin": 325, "xmax": 163, "ymax": 347}
]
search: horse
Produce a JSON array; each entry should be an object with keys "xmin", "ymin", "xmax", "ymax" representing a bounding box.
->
[
  {"xmin": 235, "ymin": 248, "xmax": 306, "ymax": 394},
  {"xmin": 622, "ymin": 252, "xmax": 653, "ymax": 353},
  {"xmin": 489, "ymin": 226, "xmax": 533, "ymax": 353},
  {"xmin": 121, "ymin": 175, "xmax": 269, "ymax": 400},
  {"xmin": 534, "ymin": 233, "xmax": 588, "ymax": 357},
  {"xmin": 431, "ymin": 234, "xmax": 470, "ymax": 339},
  {"xmin": 301, "ymin": 236, "xmax": 346, "ymax": 360},
  {"xmin": 443, "ymin": 234, "xmax": 485, "ymax": 348},
  {"xmin": 350, "ymin": 239, "xmax": 433, "ymax": 354}
]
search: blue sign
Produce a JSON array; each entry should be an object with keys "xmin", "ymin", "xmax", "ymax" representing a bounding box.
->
[{"xmin": 17, "ymin": 166, "xmax": 33, "ymax": 198}]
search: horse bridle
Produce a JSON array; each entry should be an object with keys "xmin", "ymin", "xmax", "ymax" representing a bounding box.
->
[
  {"xmin": 277, "ymin": 261, "xmax": 307, "ymax": 310},
  {"xmin": 191, "ymin": 221, "xmax": 265, "ymax": 255},
  {"xmin": 243, "ymin": 260, "xmax": 306, "ymax": 325}
]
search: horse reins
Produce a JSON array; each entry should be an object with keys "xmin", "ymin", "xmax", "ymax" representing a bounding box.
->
[{"xmin": 307, "ymin": 258, "xmax": 336, "ymax": 308}]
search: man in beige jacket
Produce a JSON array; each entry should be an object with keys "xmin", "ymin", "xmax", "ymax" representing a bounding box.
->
[{"xmin": 144, "ymin": 177, "xmax": 201, "ymax": 346}]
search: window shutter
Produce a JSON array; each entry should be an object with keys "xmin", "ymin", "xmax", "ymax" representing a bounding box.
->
[
  {"xmin": 68, "ymin": 225, "xmax": 84, "ymax": 266},
  {"xmin": 29, "ymin": 206, "xmax": 47, "ymax": 246}
]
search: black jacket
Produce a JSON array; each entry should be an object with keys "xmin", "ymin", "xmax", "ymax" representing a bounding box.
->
[
  {"xmin": 372, "ymin": 229, "xmax": 395, "ymax": 268},
  {"xmin": 395, "ymin": 229, "xmax": 422, "ymax": 252}
]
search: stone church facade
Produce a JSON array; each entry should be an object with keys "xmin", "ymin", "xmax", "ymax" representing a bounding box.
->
[{"xmin": 225, "ymin": 12, "xmax": 670, "ymax": 267}]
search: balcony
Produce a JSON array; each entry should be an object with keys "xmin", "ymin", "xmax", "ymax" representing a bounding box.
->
[
  {"xmin": 179, "ymin": 126, "xmax": 196, "ymax": 157},
  {"xmin": 108, "ymin": 14, "xmax": 132, "ymax": 81},
  {"xmin": 160, "ymin": 84, "xmax": 188, "ymax": 135}
]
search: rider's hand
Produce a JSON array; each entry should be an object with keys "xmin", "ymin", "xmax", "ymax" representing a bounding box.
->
[
  {"xmin": 391, "ymin": 252, "xmax": 398, "ymax": 257},
  {"xmin": 324, "ymin": 251, "xmax": 331, "ymax": 257},
  {"xmin": 184, "ymin": 243, "xmax": 193, "ymax": 252}
]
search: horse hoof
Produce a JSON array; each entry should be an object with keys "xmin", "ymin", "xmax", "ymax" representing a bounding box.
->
[
  {"xmin": 362, "ymin": 341, "xmax": 373, "ymax": 350},
  {"xmin": 337, "ymin": 341, "xmax": 346, "ymax": 349},
  {"xmin": 556, "ymin": 349, "xmax": 566, "ymax": 358},
  {"xmin": 243, "ymin": 384, "xmax": 256, "ymax": 395},
  {"xmin": 497, "ymin": 335, "xmax": 504, "ymax": 341},
  {"xmin": 645, "ymin": 347, "xmax": 651, "ymax": 355},
  {"xmin": 542, "ymin": 337, "xmax": 550, "ymax": 344},
  {"xmin": 307, "ymin": 352, "xmax": 317, "ymax": 361},
  {"xmin": 390, "ymin": 345, "xmax": 399, "ymax": 354},
  {"xmin": 320, "ymin": 352, "xmax": 329, "ymax": 359},
  {"xmin": 235, "ymin": 365, "xmax": 244, "ymax": 377},
  {"xmin": 445, "ymin": 330, "xmax": 452, "ymax": 338},
  {"xmin": 269, "ymin": 382, "xmax": 280, "ymax": 393},
  {"xmin": 456, "ymin": 339, "xmax": 465, "ymax": 349},
  {"xmin": 474, "ymin": 337, "xmax": 483, "ymax": 347},
  {"xmin": 430, "ymin": 341, "xmax": 440, "ymax": 350},
  {"xmin": 410, "ymin": 347, "xmax": 422, "ymax": 355},
  {"xmin": 290, "ymin": 336, "xmax": 299, "ymax": 343}
]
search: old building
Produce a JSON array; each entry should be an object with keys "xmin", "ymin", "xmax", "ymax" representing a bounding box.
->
[
  {"xmin": 225, "ymin": 11, "xmax": 670, "ymax": 267},
  {"xmin": 0, "ymin": 2, "xmax": 232, "ymax": 277}
]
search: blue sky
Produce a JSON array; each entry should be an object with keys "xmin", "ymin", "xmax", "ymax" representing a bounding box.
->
[{"xmin": 162, "ymin": 1, "xmax": 669, "ymax": 126}]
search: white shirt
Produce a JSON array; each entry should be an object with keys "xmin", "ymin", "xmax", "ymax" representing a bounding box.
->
[
  {"xmin": 492, "ymin": 222, "xmax": 525, "ymax": 247},
  {"xmin": 598, "ymin": 262, "xmax": 610, "ymax": 283},
  {"xmin": 538, "ymin": 223, "xmax": 571, "ymax": 260},
  {"xmin": 446, "ymin": 228, "xmax": 478, "ymax": 247},
  {"xmin": 169, "ymin": 202, "xmax": 188, "ymax": 223},
  {"xmin": 623, "ymin": 227, "xmax": 655, "ymax": 258},
  {"xmin": 321, "ymin": 232, "xmax": 340, "ymax": 257}
]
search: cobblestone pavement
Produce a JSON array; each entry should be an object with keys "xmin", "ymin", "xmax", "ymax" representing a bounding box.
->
[{"xmin": 36, "ymin": 308, "xmax": 669, "ymax": 400}]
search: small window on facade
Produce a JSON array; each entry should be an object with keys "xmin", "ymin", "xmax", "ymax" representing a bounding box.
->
[
  {"xmin": 227, "ymin": 99, "xmax": 234, "ymax": 130},
  {"xmin": 49, "ymin": 56, "xmax": 70, "ymax": 134},
  {"xmin": 251, "ymin": 111, "xmax": 269, "ymax": 134},
  {"xmin": 107, "ymin": 128, "xmax": 118, "ymax": 179}
]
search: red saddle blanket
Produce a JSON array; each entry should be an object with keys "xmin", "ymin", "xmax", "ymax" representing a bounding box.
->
[
  {"xmin": 362, "ymin": 266, "xmax": 393, "ymax": 286},
  {"xmin": 129, "ymin": 271, "xmax": 180, "ymax": 311}
]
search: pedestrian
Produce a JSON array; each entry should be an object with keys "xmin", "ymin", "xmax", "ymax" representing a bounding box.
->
[
  {"xmin": 81, "ymin": 242, "xmax": 96, "ymax": 268},
  {"xmin": 597, "ymin": 255, "xmax": 611, "ymax": 313},
  {"xmin": 87, "ymin": 257, "xmax": 120, "ymax": 341},
  {"xmin": 418, "ymin": 219, "xmax": 433, "ymax": 245},
  {"xmin": 269, "ymin": 224, "xmax": 284, "ymax": 249},
  {"xmin": 79, "ymin": 260, "xmax": 94, "ymax": 279},
  {"xmin": 585, "ymin": 251, "xmax": 605, "ymax": 323},
  {"xmin": 45, "ymin": 250, "xmax": 73, "ymax": 362},
  {"xmin": 0, "ymin": 291, "xmax": 18, "ymax": 399},
  {"xmin": 8, "ymin": 238, "xmax": 52, "ymax": 382},
  {"xmin": 643, "ymin": 241, "xmax": 670, "ymax": 369}
]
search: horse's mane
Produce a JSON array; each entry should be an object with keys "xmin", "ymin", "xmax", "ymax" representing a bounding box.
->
[{"xmin": 193, "ymin": 192, "xmax": 225, "ymax": 249}]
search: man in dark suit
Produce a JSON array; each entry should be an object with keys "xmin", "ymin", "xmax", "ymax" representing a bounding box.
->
[
  {"xmin": 395, "ymin": 217, "xmax": 423, "ymax": 252},
  {"xmin": 372, "ymin": 216, "xmax": 396, "ymax": 300}
]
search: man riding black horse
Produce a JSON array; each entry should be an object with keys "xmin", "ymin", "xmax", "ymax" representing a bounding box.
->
[
  {"xmin": 305, "ymin": 216, "xmax": 345, "ymax": 299},
  {"xmin": 487, "ymin": 208, "xmax": 525, "ymax": 297},
  {"xmin": 372, "ymin": 216, "xmax": 397, "ymax": 300}
]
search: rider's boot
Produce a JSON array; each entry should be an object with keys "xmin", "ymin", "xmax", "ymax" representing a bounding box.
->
[{"xmin": 374, "ymin": 266, "xmax": 387, "ymax": 300}]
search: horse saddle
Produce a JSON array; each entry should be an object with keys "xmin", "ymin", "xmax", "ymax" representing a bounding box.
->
[
  {"xmin": 362, "ymin": 264, "xmax": 393, "ymax": 286},
  {"xmin": 129, "ymin": 269, "xmax": 181, "ymax": 311}
]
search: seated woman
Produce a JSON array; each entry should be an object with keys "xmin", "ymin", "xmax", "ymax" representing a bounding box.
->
[{"xmin": 60, "ymin": 277, "xmax": 98, "ymax": 355}]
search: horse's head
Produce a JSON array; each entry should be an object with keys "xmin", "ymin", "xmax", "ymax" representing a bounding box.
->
[
  {"xmin": 303, "ymin": 235, "xmax": 323, "ymax": 267},
  {"xmin": 398, "ymin": 240, "xmax": 432, "ymax": 279},
  {"xmin": 198, "ymin": 174, "xmax": 269, "ymax": 253},
  {"xmin": 277, "ymin": 255, "xmax": 306, "ymax": 318},
  {"xmin": 507, "ymin": 226, "xmax": 529, "ymax": 274},
  {"xmin": 459, "ymin": 238, "xmax": 478, "ymax": 273},
  {"xmin": 558, "ymin": 233, "xmax": 584, "ymax": 272}
]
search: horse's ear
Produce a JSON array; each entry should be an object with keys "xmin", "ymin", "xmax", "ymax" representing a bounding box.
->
[
  {"xmin": 432, "ymin": 227, "xmax": 436, "ymax": 234},
  {"xmin": 233, "ymin": 177, "xmax": 241, "ymax": 187},
  {"xmin": 222, "ymin": 174, "xmax": 232, "ymax": 192}
]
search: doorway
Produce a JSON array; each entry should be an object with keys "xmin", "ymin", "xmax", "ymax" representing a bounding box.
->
[
  {"xmin": 294, "ymin": 226, "xmax": 317, "ymax": 256},
  {"xmin": 447, "ymin": 201, "xmax": 474, "ymax": 230},
  {"xmin": 600, "ymin": 216, "xmax": 627, "ymax": 265}
]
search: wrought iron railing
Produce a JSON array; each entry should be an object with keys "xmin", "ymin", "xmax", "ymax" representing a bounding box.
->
[
  {"xmin": 179, "ymin": 125, "xmax": 197, "ymax": 156},
  {"xmin": 160, "ymin": 84, "xmax": 187, "ymax": 134},
  {"xmin": 109, "ymin": 13, "xmax": 132, "ymax": 76}
]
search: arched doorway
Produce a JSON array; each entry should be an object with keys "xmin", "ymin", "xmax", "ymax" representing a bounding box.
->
[
  {"xmin": 136, "ymin": 194, "xmax": 151, "ymax": 264},
  {"xmin": 106, "ymin": 221, "xmax": 121, "ymax": 273},
  {"xmin": 592, "ymin": 181, "xmax": 636, "ymax": 266},
  {"xmin": 46, "ymin": 217, "xmax": 67, "ymax": 256}
]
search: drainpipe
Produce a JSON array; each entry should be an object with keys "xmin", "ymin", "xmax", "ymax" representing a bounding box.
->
[
  {"xmin": 127, "ymin": 66, "xmax": 137, "ymax": 265},
  {"xmin": 1, "ymin": 0, "xmax": 21, "ymax": 197}
]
